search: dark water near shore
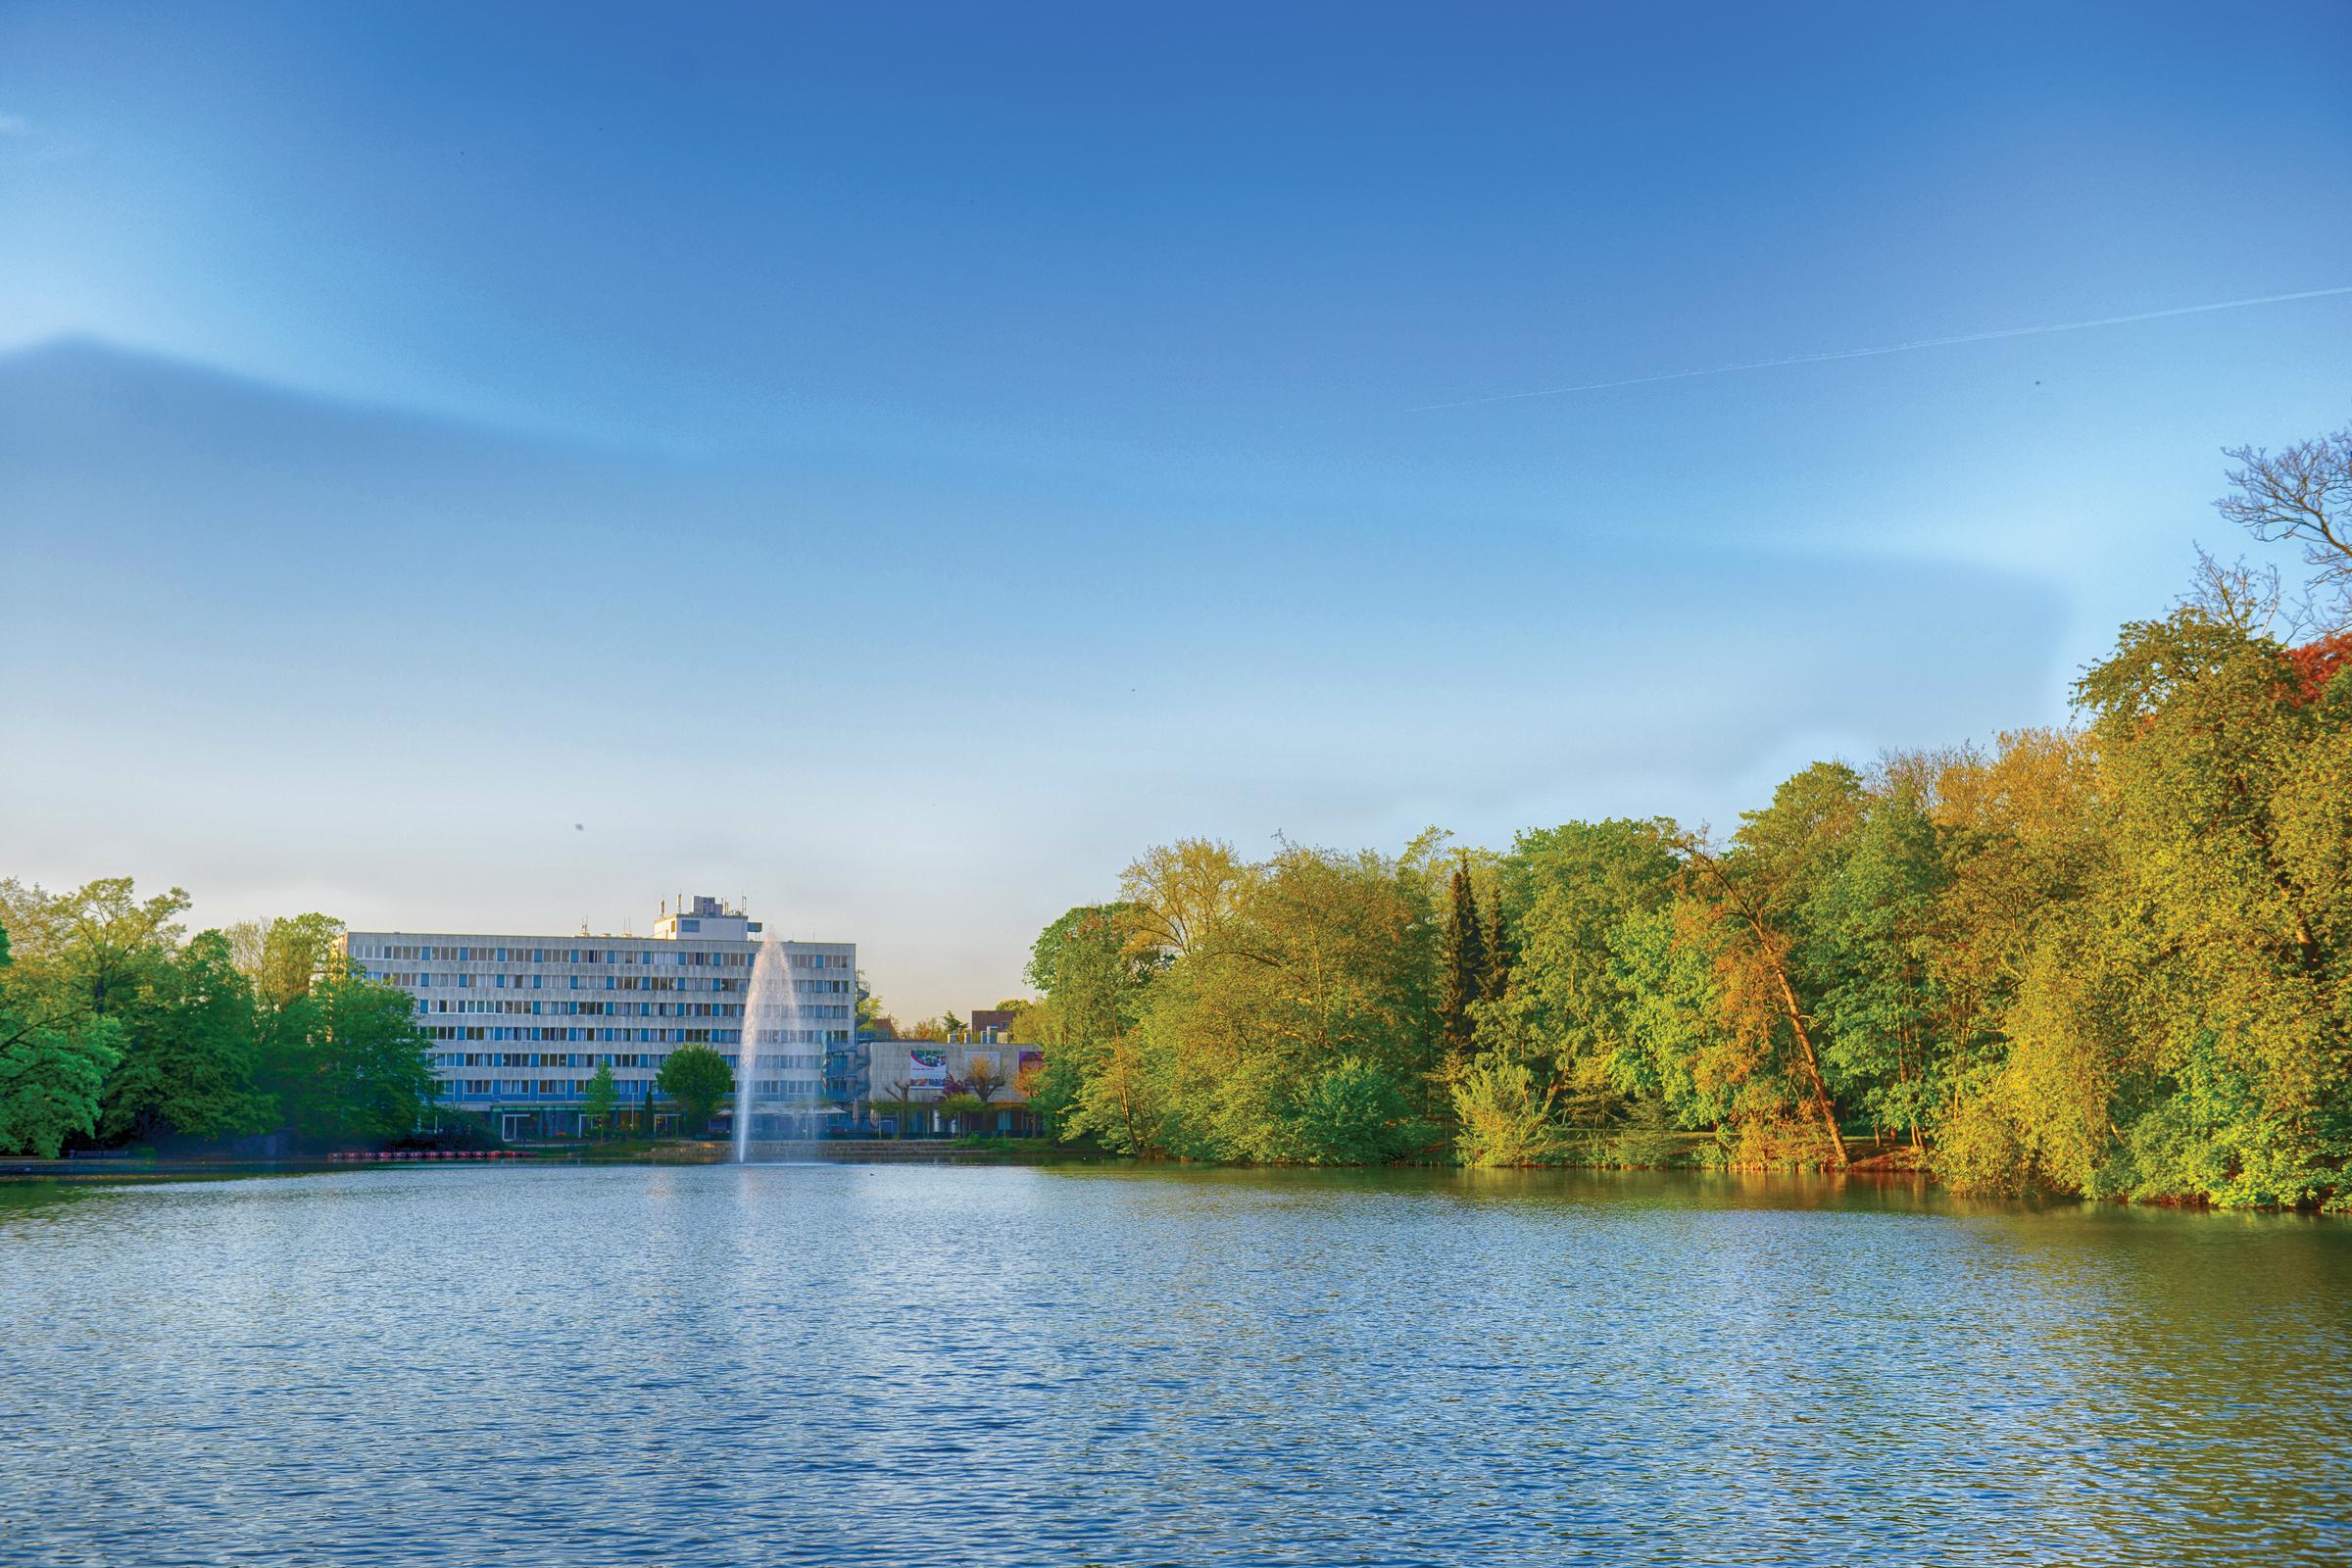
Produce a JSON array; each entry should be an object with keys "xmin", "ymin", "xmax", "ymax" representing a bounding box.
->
[{"xmin": 2, "ymin": 1165, "xmax": 2345, "ymax": 1566}]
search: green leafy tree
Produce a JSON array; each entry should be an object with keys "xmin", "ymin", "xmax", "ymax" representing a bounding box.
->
[
  {"xmin": 0, "ymin": 920, "xmax": 123, "ymax": 1157},
  {"xmin": 1118, "ymin": 838, "xmax": 1251, "ymax": 959},
  {"xmin": 1918, "ymin": 730, "xmax": 2109, "ymax": 1135},
  {"xmin": 1451, "ymin": 1057, "xmax": 1563, "ymax": 1168},
  {"xmin": 1928, "ymin": 608, "xmax": 2351, "ymax": 1206},
  {"xmin": 101, "ymin": 930, "xmax": 274, "ymax": 1144},
  {"xmin": 1479, "ymin": 818, "xmax": 1682, "ymax": 1144},
  {"xmin": 856, "ymin": 971, "xmax": 898, "ymax": 1039},
  {"xmin": 0, "ymin": 877, "xmax": 189, "ymax": 1020},
  {"xmin": 1020, "ymin": 903, "xmax": 1162, "ymax": 1143},
  {"xmin": 263, "ymin": 961, "xmax": 435, "ymax": 1147},
  {"xmin": 1612, "ymin": 896, "xmax": 1735, "ymax": 1128},
  {"xmin": 2058, "ymin": 609, "xmax": 2351, "ymax": 1203},
  {"xmin": 657, "ymin": 1044, "xmax": 733, "ymax": 1135},
  {"xmin": 935, "ymin": 1091, "xmax": 986, "ymax": 1132},
  {"xmin": 1057, "ymin": 1021, "xmax": 1168, "ymax": 1154},
  {"xmin": 254, "ymin": 913, "xmax": 347, "ymax": 1007},
  {"xmin": 582, "ymin": 1062, "xmax": 618, "ymax": 1139},
  {"xmin": 1027, "ymin": 842, "xmax": 1443, "ymax": 1160},
  {"xmin": 1291, "ymin": 1055, "xmax": 1424, "ymax": 1164},
  {"xmin": 0, "ymin": 879, "xmax": 192, "ymax": 1153},
  {"xmin": 1116, "ymin": 841, "xmax": 1439, "ymax": 1159},
  {"xmin": 1806, "ymin": 785, "xmax": 1949, "ymax": 1149}
]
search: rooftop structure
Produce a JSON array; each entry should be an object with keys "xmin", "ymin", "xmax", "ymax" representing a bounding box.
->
[{"xmin": 652, "ymin": 893, "xmax": 760, "ymax": 943}]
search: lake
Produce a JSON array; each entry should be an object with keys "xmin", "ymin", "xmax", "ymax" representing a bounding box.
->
[{"xmin": 2, "ymin": 1163, "xmax": 2345, "ymax": 1566}]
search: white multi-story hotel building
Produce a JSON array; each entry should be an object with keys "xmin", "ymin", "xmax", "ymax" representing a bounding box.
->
[{"xmin": 341, "ymin": 896, "xmax": 856, "ymax": 1141}]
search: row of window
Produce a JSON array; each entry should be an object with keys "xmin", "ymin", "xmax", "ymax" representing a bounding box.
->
[
  {"xmin": 424, "ymin": 1025, "xmax": 712, "ymax": 1045},
  {"xmin": 430, "ymin": 1050, "xmax": 826, "ymax": 1072},
  {"xmin": 401, "ymin": 973, "xmax": 852, "ymax": 997},
  {"xmin": 415, "ymin": 998, "xmax": 856, "ymax": 1023},
  {"xmin": 439, "ymin": 1052, "xmax": 642, "ymax": 1069},
  {"xmin": 420, "ymin": 1024, "xmax": 852, "ymax": 1045},
  {"xmin": 378, "ymin": 945, "xmax": 749, "ymax": 966},
  {"xmin": 379, "ymin": 968, "xmax": 857, "ymax": 1002},
  {"xmin": 443, "ymin": 1079, "xmax": 652, "ymax": 1100},
  {"xmin": 437, "ymin": 1079, "xmax": 831, "ymax": 1102},
  {"xmin": 360, "ymin": 943, "xmax": 852, "ymax": 970},
  {"xmin": 422, "ymin": 999, "xmax": 747, "ymax": 1018},
  {"xmin": 385, "ymin": 971, "xmax": 739, "ymax": 993}
]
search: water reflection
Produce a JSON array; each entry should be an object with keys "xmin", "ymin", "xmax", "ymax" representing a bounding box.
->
[{"xmin": 1, "ymin": 1165, "xmax": 2343, "ymax": 1565}]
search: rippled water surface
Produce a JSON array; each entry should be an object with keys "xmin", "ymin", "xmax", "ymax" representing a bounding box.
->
[{"xmin": 3, "ymin": 1164, "xmax": 2346, "ymax": 1566}]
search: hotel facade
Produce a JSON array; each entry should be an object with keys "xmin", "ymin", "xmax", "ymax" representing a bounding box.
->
[{"xmin": 341, "ymin": 896, "xmax": 858, "ymax": 1141}]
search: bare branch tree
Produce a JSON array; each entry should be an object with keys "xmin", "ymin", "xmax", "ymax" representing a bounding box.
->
[
  {"xmin": 964, "ymin": 1055, "xmax": 1006, "ymax": 1105},
  {"xmin": 876, "ymin": 1079, "xmax": 918, "ymax": 1137},
  {"xmin": 2180, "ymin": 546, "xmax": 2287, "ymax": 637},
  {"xmin": 2217, "ymin": 425, "xmax": 2352, "ymax": 631}
]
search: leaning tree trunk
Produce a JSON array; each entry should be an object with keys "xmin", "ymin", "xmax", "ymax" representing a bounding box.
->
[
  {"xmin": 1764, "ymin": 959, "xmax": 1849, "ymax": 1168},
  {"xmin": 1683, "ymin": 838, "xmax": 1849, "ymax": 1169}
]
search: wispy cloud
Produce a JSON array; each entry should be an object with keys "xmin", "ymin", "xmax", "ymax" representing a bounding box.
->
[
  {"xmin": 0, "ymin": 112, "xmax": 27, "ymax": 136},
  {"xmin": 1407, "ymin": 284, "xmax": 2352, "ymax": 414}
]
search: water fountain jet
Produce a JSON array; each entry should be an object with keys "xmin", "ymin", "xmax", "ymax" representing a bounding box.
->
[{"xmin": 735, "ymin": 934, "xmax": 808, "ymax": 1161}]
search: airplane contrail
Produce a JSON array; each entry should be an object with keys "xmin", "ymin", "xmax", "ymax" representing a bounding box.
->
[{"xmin": 1406, "ymin": 284, "xmax": 2352, "ymax": 413}]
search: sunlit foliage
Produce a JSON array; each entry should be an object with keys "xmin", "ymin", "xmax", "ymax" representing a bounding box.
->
[{"xmin": 1019, "ymin": 428, "xmax": 2352, "ymax": 1205}]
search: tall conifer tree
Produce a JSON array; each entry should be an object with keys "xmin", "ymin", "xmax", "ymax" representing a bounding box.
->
[
  {"xmin": 1480, "ymin": 899, "xmax": 1510, "ymax": 1004},
  {"xmin": 1440, "ymin": 864, "xmax": 1485, "ymax": 1060}
]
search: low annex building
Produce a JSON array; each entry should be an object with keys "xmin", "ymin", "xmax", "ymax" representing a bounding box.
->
[{"xmin": 865, "ymin": 1031, "xmax": 1043, "ymax": 1138}]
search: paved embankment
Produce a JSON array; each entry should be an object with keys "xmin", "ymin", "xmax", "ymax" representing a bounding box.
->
[{"xmin": 2, "ymin": 1140, "xmax": 1050, "ymax": 1180}]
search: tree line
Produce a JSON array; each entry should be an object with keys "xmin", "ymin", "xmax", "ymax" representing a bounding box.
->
[
  {"xmin": 0, "ymin": 885, "xmax": 437, "ymax": 1156},
  {"xmin": 1015, "ymin": 424, "xmax": 2352, "ymax": 1208},
  {"xmin": 0, "ymin": 884, "xmax": 774, "ymax": 1153}
]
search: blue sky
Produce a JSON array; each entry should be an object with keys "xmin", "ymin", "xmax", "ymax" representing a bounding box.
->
[{"xmin": 3, "ymin": 1, "xmax": 2349, "ymax": 1016}]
